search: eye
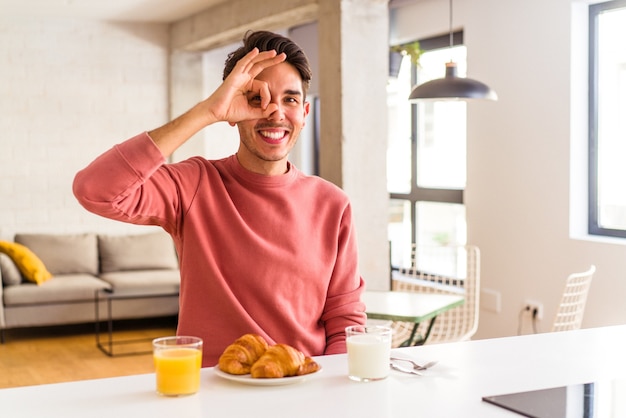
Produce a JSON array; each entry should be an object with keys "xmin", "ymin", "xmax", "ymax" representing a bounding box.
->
[{"xmin": 248, "ymin": 95, "xmax": 262, "ymax": 107}]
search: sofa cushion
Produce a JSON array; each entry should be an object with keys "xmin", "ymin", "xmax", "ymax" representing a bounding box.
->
[
  {"xmin": 2, "ymin": 274, "xmax": 111, "ymax": 305},
  {"xmin": 0, "ymin": 241, "xmax": 53, "ymax": 285},
  {"xmin": 98, "ymin": 232, "xmax": 178, "ymax": 273},
  {"xmin": 0, "ymin": 253, "xmax": 23, "ymax": 286},
  {"xmin": 98, "ymin": 270, "xmax": 180, "ymax": 291},
  {"xmin": 14, "ymin": 233, "xmax": 98, "ymax": 276}
]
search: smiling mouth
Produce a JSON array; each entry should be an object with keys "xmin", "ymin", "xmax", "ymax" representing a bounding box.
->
[{"xmin": 258, "ymin": 129, "xmax": 289, "ymax": 144}]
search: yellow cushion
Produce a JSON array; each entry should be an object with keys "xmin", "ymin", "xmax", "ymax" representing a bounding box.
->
[{"xmin": 0, "ymin": 241, "xmax": 52, "ymax": 285}]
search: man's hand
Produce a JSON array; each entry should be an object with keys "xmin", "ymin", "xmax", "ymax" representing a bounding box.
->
[
  {"xmin": 148, "ymin": 48, "xmax": 286, "ymax": 158},
  {"xmin": 204, "ymin": 48, "xmax": 287, "ymax": 124}
]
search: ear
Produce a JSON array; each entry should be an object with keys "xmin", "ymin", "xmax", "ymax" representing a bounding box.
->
[{"xmin": 303, "ymin": 101, "xmax": 311, "ymax": 122}]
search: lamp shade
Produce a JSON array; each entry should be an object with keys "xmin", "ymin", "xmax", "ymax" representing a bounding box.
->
[{"xmin": 408, "ymin": 61, "xmax": 497, "ymax": 101}]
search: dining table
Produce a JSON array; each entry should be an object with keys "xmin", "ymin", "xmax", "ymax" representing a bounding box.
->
[
  {"xmin": 2, "ymin": 324, "xmax": 626, "ymax": 417},
  {"xmin": 363, "ymin": 289, "xmax": 464, "ymax": 345}
]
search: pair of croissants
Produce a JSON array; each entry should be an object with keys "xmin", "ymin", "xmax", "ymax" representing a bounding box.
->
[{"xmin": 218, "ymin": 334, "xmax": 320, "ymax": 378}]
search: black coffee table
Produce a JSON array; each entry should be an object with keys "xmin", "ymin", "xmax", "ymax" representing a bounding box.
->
[{"xmin": 94, "ymin": 287, "xmax": 179, "ymax": 356}]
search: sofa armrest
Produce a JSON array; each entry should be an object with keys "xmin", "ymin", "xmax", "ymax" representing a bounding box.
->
[
  {"xmin": 0, "ymin": 252, "xmax": 24, "ymax": 287},
  {"xmin": 0, "ymin": 252, "xmax": 22, "ymax": 330}
]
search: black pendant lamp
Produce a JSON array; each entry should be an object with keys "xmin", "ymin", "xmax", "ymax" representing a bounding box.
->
[{"xmin": 408, "ymin": 0, "xmax": 497, "ymax": 101}]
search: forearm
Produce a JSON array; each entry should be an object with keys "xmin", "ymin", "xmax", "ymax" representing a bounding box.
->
[
  {"xmin": 322, "ymin": 206, "xmax": 366, "ymax": 354},
  {"xmin": 322, "ymin": 276, "xmax": 367, "ymax": 355},
  {"xmin": 73, "ymin": 133, "xmax": 171, "ymax": 224}
]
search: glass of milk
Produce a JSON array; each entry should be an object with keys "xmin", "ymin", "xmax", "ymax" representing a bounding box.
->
[{"xmin": 345, "ymin": 325, "xmax": 392, "ymax": 382}]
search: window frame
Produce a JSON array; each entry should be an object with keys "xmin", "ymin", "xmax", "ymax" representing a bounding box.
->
[
  {"xmin": 588, "ymin": 0, "xmax": 626, "ymax": 238},
  {"xmin": 389, "ymin": 31, "xmax": 465, "ymax": 245}
]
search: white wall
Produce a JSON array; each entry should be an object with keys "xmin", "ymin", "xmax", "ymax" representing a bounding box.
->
[
  {"xmin": 0, "ymin": 17, "xmax": 170, "ymax": 238},
  {"xmin": 393, "ymin": 0, "xmax": 626, "ymax": 339}
]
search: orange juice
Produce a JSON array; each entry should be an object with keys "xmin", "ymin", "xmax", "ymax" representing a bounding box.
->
[{"xmin": 154, "ymin": 347, "xmax": 202, "ymax": 396}]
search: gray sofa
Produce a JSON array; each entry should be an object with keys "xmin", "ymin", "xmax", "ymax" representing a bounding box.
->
[{"xmin": 0, "ymin": 231, "xmax": 180, "ymax": 342}]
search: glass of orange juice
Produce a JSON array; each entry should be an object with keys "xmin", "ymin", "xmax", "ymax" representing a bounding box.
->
[{"xmin": 153, "ymin": 336, "xmax": 203, "ymax": 396}]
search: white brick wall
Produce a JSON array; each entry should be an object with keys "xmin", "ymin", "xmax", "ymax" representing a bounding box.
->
[{"xmin": 0, "ymin": 17, "xmax": 169, "ymax": 239}]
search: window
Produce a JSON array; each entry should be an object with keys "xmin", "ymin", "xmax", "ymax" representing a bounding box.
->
[
  {"xmin": 387, "ymin": 32, "xmax": 467, "ymax": 268},
  {"xmin": 589, "ymin": 0, "xmax": 626, "ymax": 238}
]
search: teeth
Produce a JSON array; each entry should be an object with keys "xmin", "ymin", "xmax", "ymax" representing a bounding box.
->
[{"xmin": 260, "ymin": 130, "xmax": 285, "ymax": 140}]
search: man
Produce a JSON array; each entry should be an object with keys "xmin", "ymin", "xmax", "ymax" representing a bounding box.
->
[{"xmin": 73, "ymin": 30, "xmax": 366, "ymax": 366}]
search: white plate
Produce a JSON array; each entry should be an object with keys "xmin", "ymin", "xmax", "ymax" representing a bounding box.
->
[{"xmin": 213, "ymin": 367, "xmax": 322, "ymax": 386}]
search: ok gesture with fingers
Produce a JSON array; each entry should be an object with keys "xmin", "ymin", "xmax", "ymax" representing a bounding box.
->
[
  {"xmin": 148, "ymin": 47, "xmax": 286, "ymax": 157},
  {"xmin": 206, "ymin": 48, "xmax": 287, "ymax": 124}
]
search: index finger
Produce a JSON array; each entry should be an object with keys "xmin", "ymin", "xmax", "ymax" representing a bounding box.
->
[{"xmin": 239, "ymin": 49, "xmax": 287, "ymax": 79}]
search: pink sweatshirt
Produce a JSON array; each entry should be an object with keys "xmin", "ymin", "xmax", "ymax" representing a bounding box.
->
[{"xmin": 73, "ymin": 132, "xmax": 366, "ymax": 366}]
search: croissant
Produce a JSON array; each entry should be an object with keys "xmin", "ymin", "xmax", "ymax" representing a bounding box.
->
[
  {"xmin": 250, "ymin": 343, "xmax": 320, "ymax": 378},
  {"xmin": 218, "ymin": 334, "xmax": 269, "ymax": 375},
  {"xmin": 297, "ymin": 356, "xmax": 321, "ymax": 376}
]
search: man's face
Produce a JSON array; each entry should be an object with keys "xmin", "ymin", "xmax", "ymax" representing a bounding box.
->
[{"xmin": 236, "ymin": 62, "xmax": 310, "ymax": 175}]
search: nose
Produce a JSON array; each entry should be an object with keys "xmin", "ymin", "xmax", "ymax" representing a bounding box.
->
[{"xmin": 266, "ymin": 101, "xmax": 285, "ymax": 121}]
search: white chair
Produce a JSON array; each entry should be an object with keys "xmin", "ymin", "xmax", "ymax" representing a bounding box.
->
[
  {"xmin": 551, "ymin": 265, "xmax": 596, "ymax": 332},
  {"xmin": 390, "ymin": 244, "xmax": 480, "ymax": 347}
]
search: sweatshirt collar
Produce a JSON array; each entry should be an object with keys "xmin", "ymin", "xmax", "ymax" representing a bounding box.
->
[{"xmin": 225, "ymin": 154, "xmax": 298, "ymax": 188}]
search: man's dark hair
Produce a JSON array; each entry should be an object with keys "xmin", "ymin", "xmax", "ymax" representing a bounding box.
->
[{"xmin": 223, "ymin": 30, "xmax": 312, "ymax": 98}]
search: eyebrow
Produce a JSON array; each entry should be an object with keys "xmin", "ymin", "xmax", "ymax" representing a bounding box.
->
[
  {"xmin": 247, "ymin": 89, "xmax": 302, "ymax": 97},
  {"xmin": 283, "ymin": 89, "xmax": 302, "ymax": 96}
]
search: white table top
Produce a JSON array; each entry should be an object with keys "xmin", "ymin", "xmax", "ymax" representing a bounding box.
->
[
  {"xmin": 363, "ymin": 289, "xmax": 464, "ymax": 322},
  {"xmin": 3, "ymin": 325, "xmax": 626, "ymax": 417}
]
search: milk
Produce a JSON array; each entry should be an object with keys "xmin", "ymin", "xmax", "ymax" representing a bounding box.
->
[{"xmin": 346, "ymin": 328, "xmax": 391, "ymax": 381}]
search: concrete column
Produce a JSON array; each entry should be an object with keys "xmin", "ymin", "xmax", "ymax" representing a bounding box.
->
[{"xmin": 318, "ymin": 0, "xmax": 390, "ymax": 289}]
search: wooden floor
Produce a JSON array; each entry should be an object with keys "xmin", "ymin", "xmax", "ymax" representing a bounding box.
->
[{"xmin": 0, "ymin": 317, "xmax": 177, "ymax": 389}]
